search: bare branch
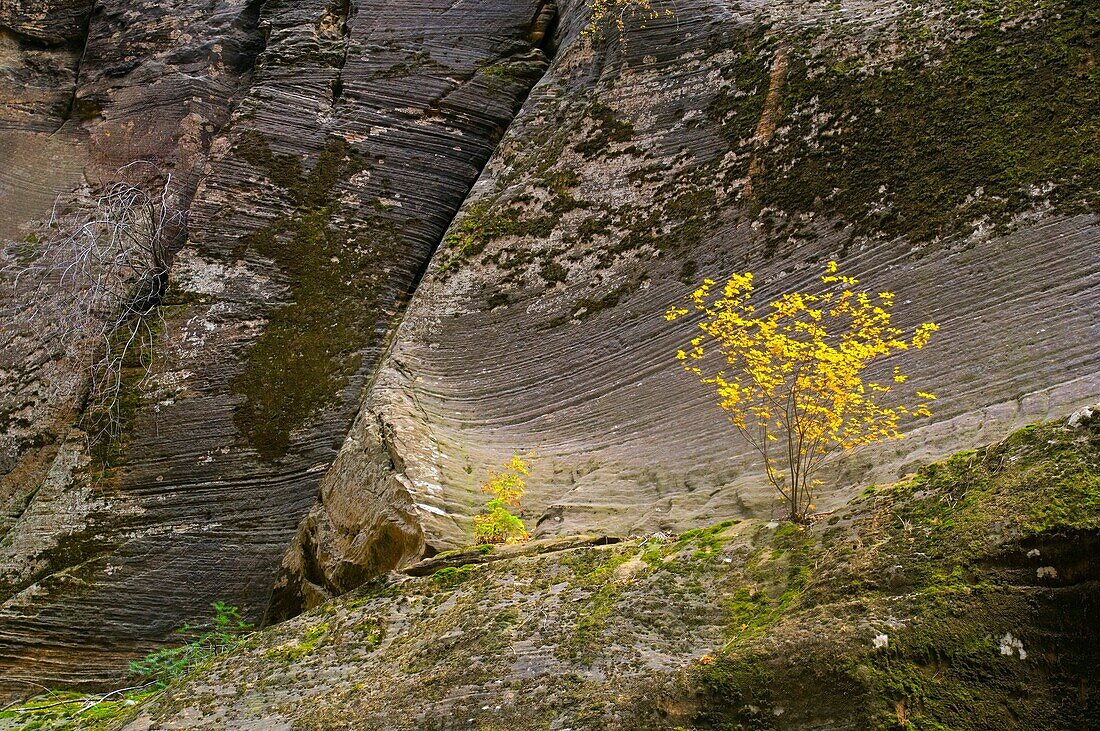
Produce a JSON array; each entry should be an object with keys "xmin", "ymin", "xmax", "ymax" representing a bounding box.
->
[{"xmin": 3, "ymin": 171, "xmax": 183, "ymax": 454}]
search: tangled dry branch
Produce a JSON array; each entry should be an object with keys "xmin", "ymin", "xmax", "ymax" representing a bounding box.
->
[{"xmin": 4, "ymin": 168, "xmax": 184, "ymax": 449}]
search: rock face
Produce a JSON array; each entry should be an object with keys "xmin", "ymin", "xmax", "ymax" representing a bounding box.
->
[
  {"xmin": 111, "ymin": 420, "xmax": 1100, "ymax": 729},
  {"xmin": 277, "ymin": 0, "xmax": 1099, "ymax": 612},
  {"xmin": 1, "ymin": 0, "xmax": 555, "ymax": 694},
  {"xmin": 0, "ymin": 0, "xmax": 1097, "ymax": 699}
]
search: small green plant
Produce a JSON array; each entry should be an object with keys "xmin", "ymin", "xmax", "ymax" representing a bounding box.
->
[
  {"xmin": 0, "ymin": 603, "xmax": 249, "ymax": 725},
  {"xmin": 129, "ymin": 601, "xmax": 252, "ymax": 688},
  {"xmin": 473, "ymin": 456, "xmax": 532, "ymax": 545}
]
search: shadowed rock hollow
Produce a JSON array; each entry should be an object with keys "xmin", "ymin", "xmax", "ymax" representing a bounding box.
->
[{"xmin": 0, "ymin": 0, "xmax": 1097, "ymax": 703}]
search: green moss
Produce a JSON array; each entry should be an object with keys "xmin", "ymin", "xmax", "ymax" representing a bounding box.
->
[
  {"xmin": 677, "ymin": 259, "xmax": 698, "ymax": 285},
  {"xmin": 341, "ymin": 576, "xmax": 404, "ymax": 608},
  {"xmin": 263, "ymin": 622, "xmax": 331, "ymax": 663},
  {"xmin": 438, "ymin": 200, "xmax": 555, "ymax": 274},
  {"xmin": 432, "ymin": 544, "xmax": 496, "ymax": 561},
  {"xmin": 539, "ymin": 169, "xmax": 580, "ymax": 194},
  {"xmin": 0, "ymin": 687, "xmax": 161, "ymax": 730},
  {"xmin": 857, "ymin": 567, "xmax": 1100, "ymax": 729},
  {"xmin": 537, "ymin": 169, "xmax": 588, "ymax": 215},
  {"xmin": 85, "ymin": 313, "xmax": 167, "ymax": 471},
  {"xmin": 752, "ymin": 1, "xmax": 1099, "ymax": 246},
  {"xmin": 545, "ymin": 274, "xmax": 645, "ymax": 328},
  {"xmin": 431, "ymin": 564, "xmax": 481, "ymax": 589},
  {"xmin": 558, "ymin": 547, "xmax": 640, "ymax": 662},
  {"xmin": 675, "ymin": 519, "xmax": 738, "ymax": 558},
  {"xmin": 480, "ymin": 57, "xmax": 545, "ymax": 91},
  {"xmin": 705, "ymin": 26, "xmax": 774, "ymax": 146},
  {"xmin": 664, "ymin": 187, "xmax": 718, "ymax": 251},
  {"xmin": 229, "ymin": 133, "xmax": 391, "ymax": 460},
  {"xmin": 682, "ymin": 418, "xmax": 1100, "ymax": 728},
  {"xmin": 573, "ymin": 100, "xmax": 635, "ymax": 159},
  {"xmin": 691, "ymin": 656, "xmax": 777, "ymax": 727},
  {"xmin": 10, "ymin": 232, "xmax": 41, "ymax": 263},
  {"xmin": 538, "ymin": 259, "xmax": 568, "ymax": 284},
  {"xmin": 604, "ymin": 182, "xmax": 719, "ymax": 268},
  {"xmin": 569, "ymin": 583, "xmax": 621, "ymax": 663},
  {"xmin": 379, "ymin": 50, "xmax": 446, "ymax": 79},
  {"xmin": 353, "ymin": 617, "xmax": 385, "ymax": 649},
  {"xmin": 577, "ymin": 215, "xmax": 612, "ymax": 240}
]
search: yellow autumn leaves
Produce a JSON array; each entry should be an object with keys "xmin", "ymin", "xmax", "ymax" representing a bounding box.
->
[
  {"xmin": 667, "ymin": 262, "xmax": 939, "ymax": 521},
  {"xmin": 473, "ymin": 456, "xmax": 532, "ymax": 545},
  {"xmin": 584, "ymin": 0, "xmax": 670, "ymax": 35}
]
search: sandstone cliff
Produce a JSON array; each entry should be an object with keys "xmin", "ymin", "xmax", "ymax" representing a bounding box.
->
[
  {"xmin": 0, "ymin": 0, "xmax": 1097, "ymax": 700},
  {"xmin": 271, "ymin": 0, "xmax": 1099, "ymax": 616}
]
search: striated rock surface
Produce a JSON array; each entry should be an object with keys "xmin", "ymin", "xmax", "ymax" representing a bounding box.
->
[
  {"xmin": 1, "ymin": 0, "xmax": 555, "ymax": 694},
  {"xmin": 0, "ymin": 0, "xmax": 1096, "ymax": 700},
  {"xmin": 100, "ymin": 420, "xmax": 1100, "ymax": 729},
  {"xmin": 281, "ymin": 0, "xmax": 1099, "ymax": 611},
  {"xmin": 1, "ymin": 0, "xmax": 271, "ymax": 696}
]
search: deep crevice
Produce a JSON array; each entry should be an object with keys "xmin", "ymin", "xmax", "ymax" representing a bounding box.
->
[
  {"xmin": 330, "ymin": 0, "xmax": 355, "ymax": 105},
  {"xmin": 396, "ymin": 0, "xmax": 561, "ymax": 308},
  {"xmin": 262, "ymin": 0, "xmax": 565, "ymax": 623},
  {"xmin": 228, "ymin": 0, "xmax": 270, "ymax": 78},
  {"xmin": 362, "ymin": 0, "xmax": 562, "ymax": 539},
  {"xmin": 170, "ymin": 0, "xmax": 270, "ymax": 234},
  {"xmin": 55, "ymin": 1, "xmax": 96, "ymax": 132}
]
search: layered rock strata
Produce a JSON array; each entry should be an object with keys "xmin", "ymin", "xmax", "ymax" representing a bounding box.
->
[
  {"xmin": 114, "ymin": 419, "xmax": 1100, "ymax": 729},
  {"xmin": 0, "ymin": 0, "xmax": 555, "ymax": 694},
  {"xmin": 0, "ymin": 0, "xmax": 1097, "ymax": 697},
  {"xmin": 276, "ymin": 0, "xmax": 1099, "ymax": 613}
]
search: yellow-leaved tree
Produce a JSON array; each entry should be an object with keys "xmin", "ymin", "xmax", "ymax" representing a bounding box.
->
[
  {"xmin": 666, "ymin": 262, "xmax": 939, "ymax": 522},
  {"xmin": 473, "ymin": 456, "xmax": 532, "ymax": 545}
]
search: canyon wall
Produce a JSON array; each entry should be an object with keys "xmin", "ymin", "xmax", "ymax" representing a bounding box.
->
[
  {"xmin": 273, "ymin": 0, "xmax": 1098, "ymax": 613},
  {"xmin": 1, "ymin": 0, "xmax": 556, "ymax": 693},
  {"xmin": 0, "ymin": 0, "xmax": 1096, "ymax": 694}
]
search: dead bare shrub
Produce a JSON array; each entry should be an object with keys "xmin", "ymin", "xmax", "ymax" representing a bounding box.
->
[{"xmin": 4, "ymin": 168, "xmax": 184, "ymax": 449}]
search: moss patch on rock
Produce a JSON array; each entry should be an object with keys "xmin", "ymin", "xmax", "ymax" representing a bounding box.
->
[
  {"xmin": 681, "ymin": 417, "xmax": 1100, "ymax": 729},
  {"xmin": 89, "ymin": 418, "xmax": 1098, "ymax": 729},
  {"xmin": 748, "ymin": 0, "xmax": 1099, "ymax": 247},
  {"xmin": 229, "ymin": 132, "xmax": 393, "ymax": 460}
]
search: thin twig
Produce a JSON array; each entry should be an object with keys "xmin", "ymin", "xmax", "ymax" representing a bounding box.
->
[{"xmin": 77, "ymin": 680, "xmax": 160, "ymax": 714}]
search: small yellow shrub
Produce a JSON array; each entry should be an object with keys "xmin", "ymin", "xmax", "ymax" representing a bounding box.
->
[
  {"xmin": 473, "ymin": 456, "xmax": 532, "ymax": 545},
  {"xmin": 584, "ymin": 0, "xmax": 670, "ymax": 36}
]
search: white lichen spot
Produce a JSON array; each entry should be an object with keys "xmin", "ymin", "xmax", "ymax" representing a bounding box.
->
[
  {"xmin": 1000, "ymin": 632, "xmax": 1027, "ymax": 659},
  {"xmin": 1036, "ymin": 566, "xmax": 1058, "ymax": 579},
  {"xmin": 873, "ymin": 633, "xmax": 889, "ymax": 649},
  {"xmin": 1027, "ymin": 548, "xmax": 1041, "ymax": 558}
]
